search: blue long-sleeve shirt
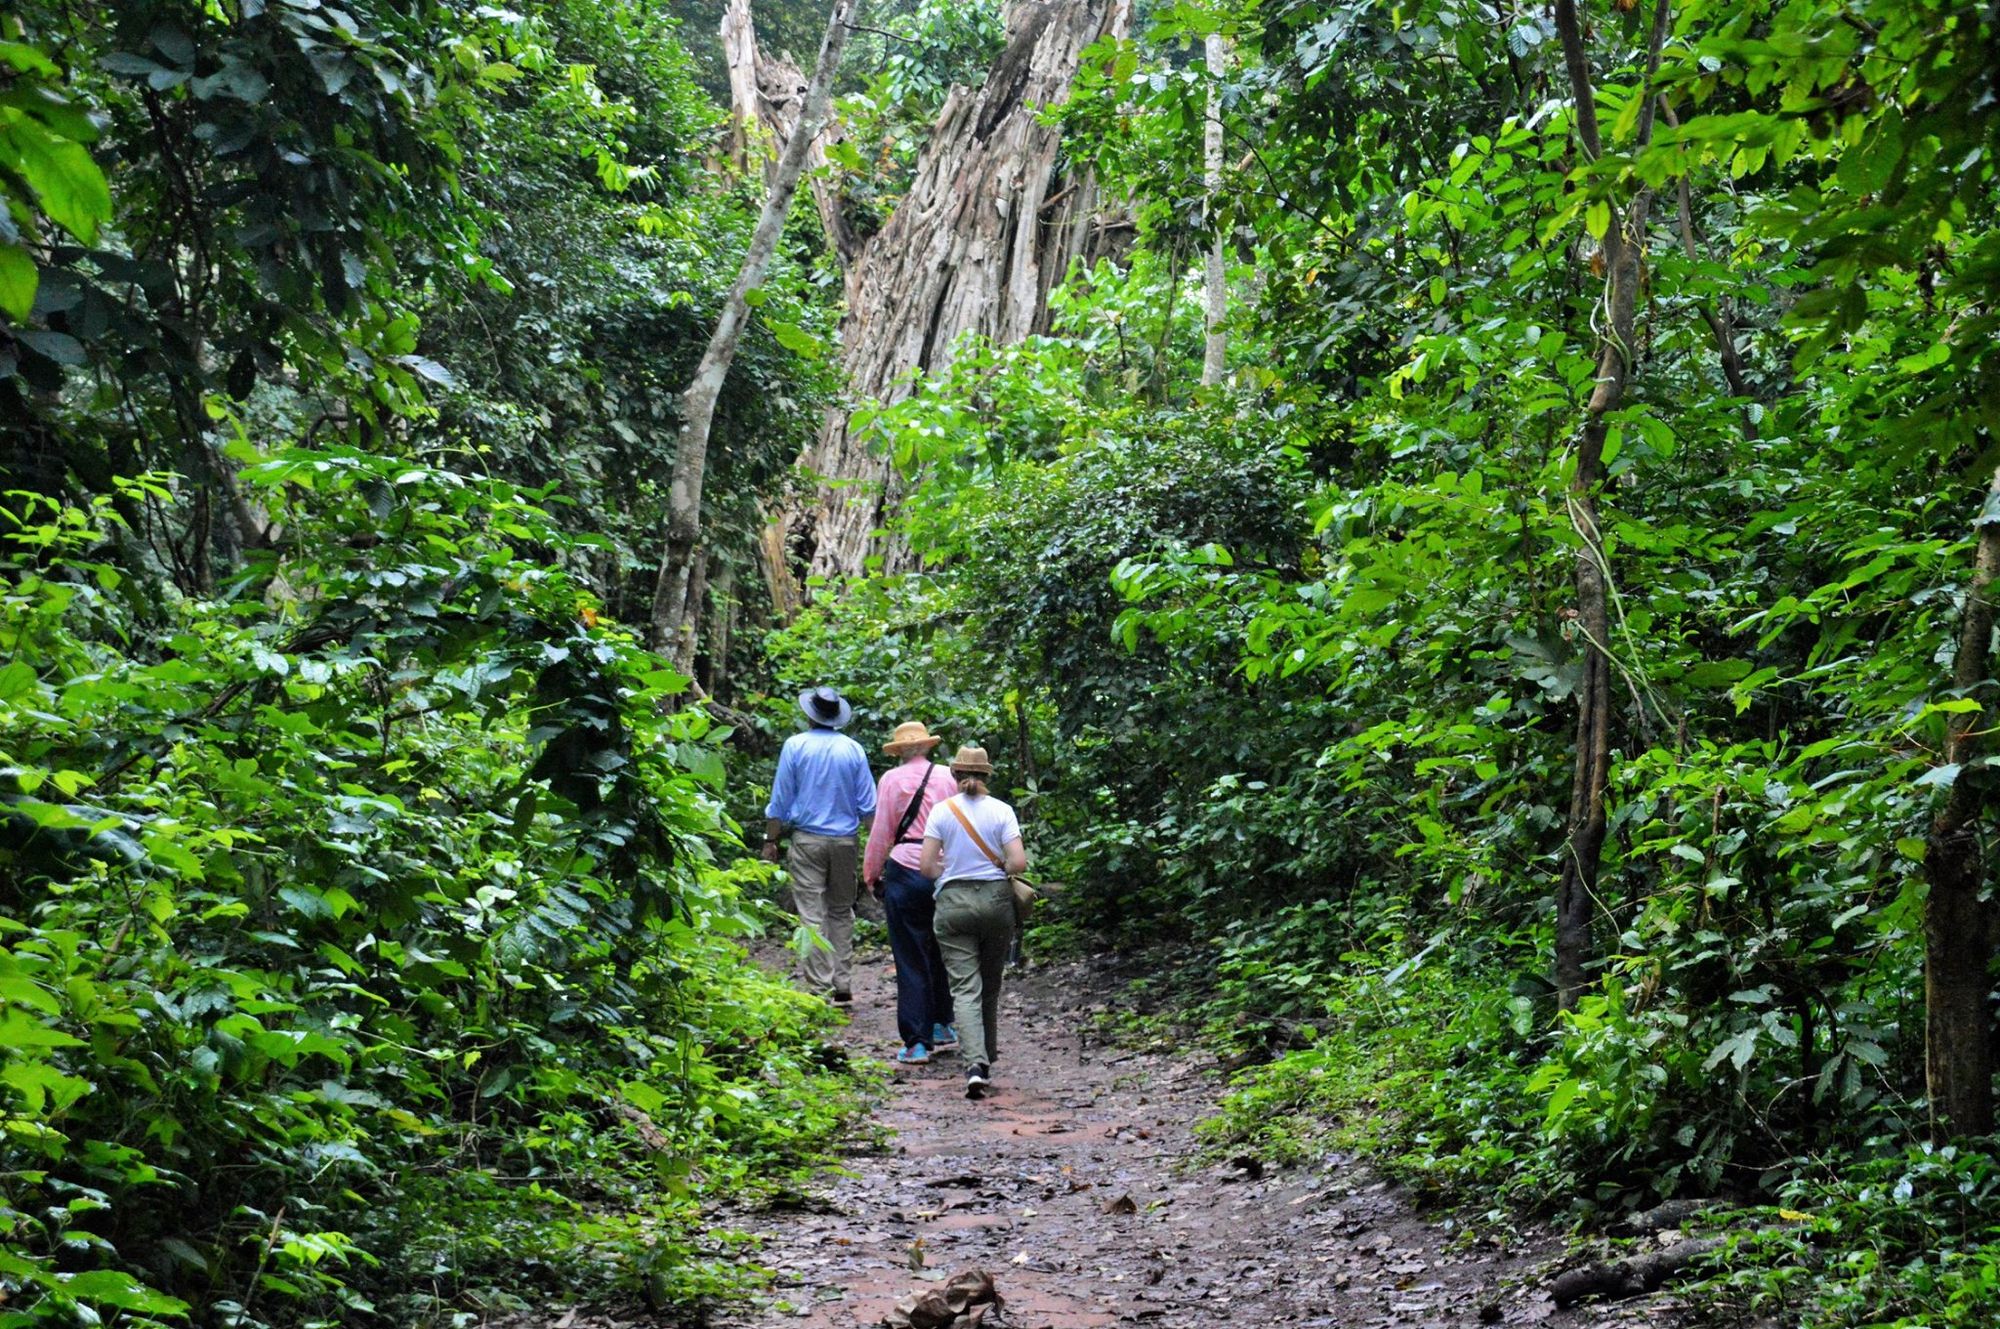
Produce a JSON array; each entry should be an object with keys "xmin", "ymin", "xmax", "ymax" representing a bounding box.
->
[{"xmin": 765, "ymin": 728, "xmax": 877, "ymax": 837}]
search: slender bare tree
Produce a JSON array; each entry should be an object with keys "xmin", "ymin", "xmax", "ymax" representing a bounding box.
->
[
  {"xmin": 648, "ymin": 0, "xmax": 858, "ymax": 665},
  {"xmin": 720, "ymin": 0, "xmax": 760, "ymax": 171},
  {"xmin": 1550, "ymin": 0, "xmax": 1672, "ymax": 1008},
  {"xmin": 1201, "ymin": 29, "xmax": 1228, "ymax": 387}
]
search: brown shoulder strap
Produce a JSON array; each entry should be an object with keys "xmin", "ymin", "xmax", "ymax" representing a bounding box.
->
[{"xmin": 945, "ymin": 797, "xmax": 1006, "ymax": 870}]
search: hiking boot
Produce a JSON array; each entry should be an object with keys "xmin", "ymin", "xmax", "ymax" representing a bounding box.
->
[
  {"xmin": 930, "ymin": 1023, "xmax": 960, "ymax": 1051},
  {"xmin": 830, "ymin": 989, "xmax": 852, "ymax": 1005},
  {"xmin": 964, "ymin": 1063, "xmax": 990, "ymax": 1099},
  {"xmin": 896, "ymin": 1043, "xmax": 930, "ymax": 1065}
]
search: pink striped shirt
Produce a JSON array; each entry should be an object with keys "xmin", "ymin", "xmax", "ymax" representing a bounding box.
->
[{"xmin": 863, "ymin": 756, "xmax": 958, "ymax": 882}]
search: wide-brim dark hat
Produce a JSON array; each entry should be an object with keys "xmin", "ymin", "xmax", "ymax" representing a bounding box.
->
[{"xmin": 798, "ymin": 685, "xmax": 853, "ymax": 730}]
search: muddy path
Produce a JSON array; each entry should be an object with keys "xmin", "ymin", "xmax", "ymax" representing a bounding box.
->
[{"xmin": 705, "ymin": 944, "xmax": 1686, "ymax": 1329}]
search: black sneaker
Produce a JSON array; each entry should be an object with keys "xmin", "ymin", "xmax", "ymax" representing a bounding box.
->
[
  {"xmin": 831, "ymin": 989, "xmax": 852, "ymax": 1005},
  {"xmin": 964, "ymin": 1063, "xmax": 990, "ymax": 1099}
]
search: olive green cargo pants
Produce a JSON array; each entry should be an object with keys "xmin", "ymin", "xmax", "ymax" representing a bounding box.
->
[{"xmin": 933, "ymin": 877, "xmax": 1013, "ymax": 1069}]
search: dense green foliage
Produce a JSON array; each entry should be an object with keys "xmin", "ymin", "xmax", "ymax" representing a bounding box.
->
[
  {"xmin": 1, "ymin": 464, "xmax": 850, "ymax": 1324},
  {"xmin": 9, "ymin": 0, "xmax": 2000, "ymax": 1326},
  {"xmin": 773, "ymin": 2, "xmax": 2000, "ymax": 1326},
  {"xmin": 2, "ymin": 1, "xmax": 857, "ymax": 1324}
]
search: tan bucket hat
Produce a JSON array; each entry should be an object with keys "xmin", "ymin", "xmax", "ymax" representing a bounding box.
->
[
  {"xmin": 884, "ymin": 720, "xmax": 943, "ymax": 755},
  {"xmin": 948, "ymin": 745, "xmax": 993, "ymax": 776}
]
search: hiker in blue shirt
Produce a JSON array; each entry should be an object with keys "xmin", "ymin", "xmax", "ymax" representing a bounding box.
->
[{"xmin": 762, "ymin": 686, "xmax": 876, "ymax": 1002}]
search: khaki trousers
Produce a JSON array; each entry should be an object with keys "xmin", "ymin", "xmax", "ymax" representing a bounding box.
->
[
  {"xmin": 789, "ymin": 831, "xmax": 858, "ymax": 993},
  {"xmin": 933, "ymin": 877, "xmax": 1013, "ymax": 1068}
]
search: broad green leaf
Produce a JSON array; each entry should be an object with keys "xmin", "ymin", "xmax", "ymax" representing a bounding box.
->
[
  {"xmin": 1684, "ymin": 659, "xmax": 1753, "ymax": 688},
  {"xmin": 57, "ymin": 1269, "xmax": 191, "ymax": 1316},
  {"xmin": 395, "ymin": 354, "xmax": 459, "ymax": 389},
  {"xmin": 1584, "ymin": 199, "xmax": 1610, "ymax": 240},
  {"xmin": 0, "ymin": 660, "xmax": 36, "ymax": 699},
  {"xmin": 0, "ymin": 41, "xmax": 60, "ymax": 77},
  {"xmin": 1, "ymin": 1059, "xmax": 92, "ymax": 1114},
  {"xmin": 0, "ymin": 1011, "xmax": 84, "ymax": 1050},
  {"xmin": 1704, "ymin": 1028, "xmax": 1759, "ymax": 1074},
  {"xmin": 9, "ymin": 118, "xmax": 110, "ymax": 244},
  {"xmin": 0, "ymin": 242, "xmax": 34, "ymax": 322},
  {"xmin": 15, "ymin": 327, "xmax": 83, "ymax": 364},
  {"xmin": 1543, "ymin": 1075, "xmax": 1581, "ymax": 1127},
  {"xmin": 1835, "ymin": 107, "xmax": 1903, "ymax": 197},
  {"xmin": 766, "ymin": 319, "xmax": 824, "ymax": 357}
]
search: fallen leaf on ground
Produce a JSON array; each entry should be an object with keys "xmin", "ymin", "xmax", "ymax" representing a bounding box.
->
[{"xmin": 880, "ymin": 1269, "xmax": 1004, "ymax": 1329}]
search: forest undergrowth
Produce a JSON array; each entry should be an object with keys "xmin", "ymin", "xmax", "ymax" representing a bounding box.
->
[
  {"xmin": 6, "ymin": 0, "xmax": 2000, "ymax": 1328},
  {"xmin": 0, "ymin": 1, "xmax": 868, "ymax": 1324}
]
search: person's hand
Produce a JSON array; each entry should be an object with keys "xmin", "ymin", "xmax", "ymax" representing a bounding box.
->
[
  {"xmin": 867, "ymin": 875, "xmax": 883, "ymax": 900},
  {"xmin": 760, "ymin": 839, "xmax": 781, "ymax": 864}
]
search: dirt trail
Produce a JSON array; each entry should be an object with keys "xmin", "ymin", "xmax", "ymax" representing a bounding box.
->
[{"xmin": 708, "ymin": 945, "xmax": 1682, "ymax": 1329}]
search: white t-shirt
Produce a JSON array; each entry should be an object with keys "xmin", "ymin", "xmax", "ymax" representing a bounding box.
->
[{"xmin": 923, "ymin": 794, "xmax": 1022, "ymax": 885}]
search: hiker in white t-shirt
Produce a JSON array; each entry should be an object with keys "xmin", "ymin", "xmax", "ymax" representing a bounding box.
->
[{"xmin": 919, "ymin": 746, "xmax": 1027, "ymax": 1100}]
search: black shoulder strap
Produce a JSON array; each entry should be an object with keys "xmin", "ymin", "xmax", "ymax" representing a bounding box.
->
[{"xmin": 893, "ymin": 762, "xmax": 938, "ymax": 845}]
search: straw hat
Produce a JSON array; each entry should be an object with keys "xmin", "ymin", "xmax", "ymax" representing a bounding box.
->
[
  {"xmin": 797, "ymin": 685, "xmax": 852, "ymax": 730},
  {"xmin": 948, "ymin": 745, "xmax": 993, "ymax": 775},
  {"xmin": 884, "ymin": 721, "xmax": 943, "ymax": 755}
]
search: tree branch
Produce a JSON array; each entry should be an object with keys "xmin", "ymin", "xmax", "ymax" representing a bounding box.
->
[
  {"xmin": 1630, "ymin": 0, "xmax": 1676, "ymax": 151},
  {"xmin": 1551, "ymin": 0, "xmax": 1605, "ymax": 161},
  {"xmin": 1661, "ymin": 99, "xmax": 1757, "ymax": 420},
  {"xmin": 843, "ymin": 22, "xmax": 914, "ymax": 43}
]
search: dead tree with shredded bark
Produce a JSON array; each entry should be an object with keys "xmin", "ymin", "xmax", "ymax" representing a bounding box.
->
[
  {"xmin": 719, "ymin": 0, "xmax": 859, "ymax": 264},
  {"xmin": 793, "ymin": 0, "xmax": 1134, "ymax": 585}
]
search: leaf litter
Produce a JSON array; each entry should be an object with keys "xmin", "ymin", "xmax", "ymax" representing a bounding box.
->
[{"xmin": 513, "ymin": 949, "xmax": 1700, "ymax": 1329}]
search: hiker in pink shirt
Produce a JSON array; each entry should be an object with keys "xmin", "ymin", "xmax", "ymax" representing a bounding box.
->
[{"xmin": 863, "ymin": 722, "xmax": 961, "ymax": 1063}]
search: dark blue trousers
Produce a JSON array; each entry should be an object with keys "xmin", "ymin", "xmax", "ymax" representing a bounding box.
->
[{"xmin": 882, "ymin": 859, "xmax": 954, "ymax": 1048}]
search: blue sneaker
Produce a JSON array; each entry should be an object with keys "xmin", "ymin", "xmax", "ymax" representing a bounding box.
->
[
  {"xmin": 930, "ymin": 1023, "xmax": 960, "ymax": 1052},
  {"xmin": 895, "ymin": 1043, "xmax": 930, "ymax": 1065}
]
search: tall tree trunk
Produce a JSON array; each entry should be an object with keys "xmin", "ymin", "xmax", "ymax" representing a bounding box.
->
[
  {"xmin": 792, "ymin": 0, "xmax": 1134, "ymax": 585},
  {"xmin": 1551, "ymin": 0, "xmax": 1671, "ymax": 1009},
  {"xmin": 721, "ymin": 0, "xmax": 759, "ymax": 172},
  {"xmin": 705, "ymin": 560, "xmax": 738, "ymax": 698},
  {"xmin": 676, "ymin": 550, "xmax": 709, "ymax": 675},
  {"xmin": 647, "ymin": 0, "xmax": 856, "ymax": 658},
  {"xmin": 1200, "ymin": 30, "xmax": 1228, "ymax": 388},
  {"xmin": 1925, "ymin": 465, "xmax": 2000, "ymax": 1139},
  {"xmin": 721, "ymin": 0, "xmax": 858, "ymax": 264}
]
